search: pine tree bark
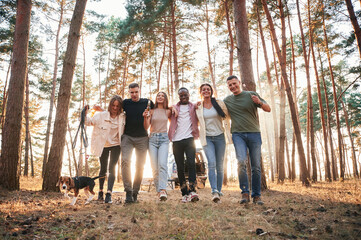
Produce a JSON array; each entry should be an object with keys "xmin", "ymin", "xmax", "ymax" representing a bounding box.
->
[
  {"xmin": 0, "ymin": 56, "xmax": 12, "ymax": 130},
  {"xmin": 205, "ymin": 1, "xmax": 217, "ymax": 97},
  {"xmin": 157, "ymin": 18, "xmax": 167, "ymax": 93},
  {"xmin": 297, "ymin": 0, "xmax": 316, "ymax": 179},
  {"xmin": 261, "ymin": 0, "xmax": 310, "ymax": 186},
  {"xmin": 317, "ymin": 46, "xmax": 338, "ymax": 180},
  {"xmin": 29, "ymin": 134, "xmax": 34, "ymax": 177},
  {"xmin": 345, "ymin": 0, "xmax": 361, "ymax": 57},
  {"xmin": 104, "ymin": 44, "xmax": 111, "ymax": 106},
  {"xmin": 24, "ymin": 73, "xmax": 30, "ymax": 176},
  {"xmin": 170, "ymin": 0, "xmax": 179, "ymax": 90},
  {"xmin": 43, "ymin": 0, "xmax": 88, "ymax": 191},
  {"xmin": 224, "ymin": 0, "xmax": 234, "ymax": 75},
  {"xmin": 309, "ymin": 15, "xmax": 331, "ymax": 181},
  {"xmin": 42, "ymin": 0, "xmax": 65, "ymax": 177},
  {"xmin": 81, "ymin": 36, "xmax": 89, "ymax": 177},
  {"xmin": 68, "ymin": 123, "xmax": 78, "ymax": 175},
  {"xmin": 233, "ymin": 0, "xmax": 255, "ymax": 89},
  {"xmin": 321, "ymin": 0, "xmax": 344, "ymax": 180},
  {"xmin": 276, "ymin": 0, "xmax": 287, "ymax": 183},
  {"xmin": 66, "ymin": 139, "xmax": 72, "ymax": 177},
  {"xmin": 340, "ymin": 99, "xmax": 359, "ymax": 178},
  {"xmin": 257, "ymin": 8, "xmax": 278, "ymax": 182},
  {"xmin": 0, "ymin": 0, "xmax": 32, "ymax": 190}
]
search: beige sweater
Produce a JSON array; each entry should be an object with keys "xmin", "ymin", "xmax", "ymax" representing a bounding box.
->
[{"xmin": 196, "ymin": 99, "xmax": 232, "ymax": 146}]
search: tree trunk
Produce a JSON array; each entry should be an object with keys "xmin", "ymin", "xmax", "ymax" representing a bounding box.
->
[
  {"xmin": 321, "ymin": 0, "xmax": 344, "ymax": 180},
  {"xmin": 278, "ymin": 80, "xmax": 286, "ymax": 183},
  {"xmin": 82, "ymin": 35, "xmax": 89, "ymax": 177},
  {"xmin": 224, "ymin": 0, "xmax": 234, "ymax": 75},
  {"xmin": 140, "ymin": 57, "xmax": 144, "ymax": 98},
  {"xmin": 42, "ymin": 0, "xmax": 65, "ymax": 178},
  {"xmin": 265, "ymin": 119, "xmax": 274, "ymax": 182},
  {"xmin": 170, "ymin": 0, "xmax": 179, "ymax": 91},
  {"xmin": 261, "ymin": 0, "xmax": 310, "ymax": 186},
  {"xmin": 68, "ymin": 123, "xmax": 78, "ymax": 175},
  {"xmin": 345, "ymin": 0, "xmax": 361, "ymax": 57},
  {"xmin": 276, "ymin": 0, "xmax": 287, "ymax": 183},
  {"xmin": 0, "ymin": 0, "xmax": 32, "ymax": 190},
  {"xmin": 233, "ymin": 0, "xmax": 255, "ymax": 89},
  {"xmin": 297, "ymin": 0, "xmax": 316, "ymax": 179},
  {"xmin": 205, "ymin": 1, "xmax": 217, "ymax": 97},
  {"xmin": 157, "ymin": 18, "xmax": 167, "ymax": 93},
  {"xmin": 306, "ymin": 0, "xmax": 318, "ymax": 182},
  {"xmin": 0, "ymin": 56, "xmax": 12, "ymax": 130},
  {"xmin": 340, "ymin": 99, "xmax": 359, "ymax": 178},
  {"xmin": 285, "ymin": 136, "xmax": 291, "ymax": 179},
  {"xmin": 257, "ymin": 7, "xmax": 279, "ymax": 180},
  {"xmin": 29, "ymin": 134, "xmax": 34, "ymax": 177},
  {"xmin": 104, "ymin": 44, "xmax": 111, "ymax": 107},
  {"xmin": 169, "ymin": 32, "xmax": 174, "ymax": 101},
  {"xmin": 43, "ymin": 0, "xmax": 88, "ymax": 191},
  {"xmin": 290, "ymin": 133, "xmax": 296, "ymax": 181},
  {"xmin": 309, "ymin": 12, "xmax": 331, "ymax": 181},
  {"xmin": 24, "ymin": 73, "xmax": 30, "ymax": 176},
  {"xmin": 66, "ymin": 139, "xmax": 72, "ymax": 177},
  {"xmin": 317, "ymin": 46, "xmax": 337, "ymax": 180}
]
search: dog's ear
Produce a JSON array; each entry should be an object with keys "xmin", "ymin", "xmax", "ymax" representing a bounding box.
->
[{"xmin": 56, "ymin": 176, "xmax": 62, "ymax": 187}]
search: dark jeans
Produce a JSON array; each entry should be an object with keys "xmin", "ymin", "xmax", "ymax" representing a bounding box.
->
[
  {"xmin": 99, "ymin": 145, "xmax": 120, "ymax": 192},
  {"xmin": 172, "ymin": 137, "xmax": 196, "ymax": 196}
]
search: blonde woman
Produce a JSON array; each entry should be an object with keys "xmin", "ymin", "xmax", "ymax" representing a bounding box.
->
[{"xmin": 143, "ymin": 92, "xmax": 172, "ymax": 201}]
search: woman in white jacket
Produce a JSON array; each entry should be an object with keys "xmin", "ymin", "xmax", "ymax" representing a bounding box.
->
[
  {"xmin": 196, "ymin": 83, "xmax": 231, "ymax": 203},
  {"xmin": 85, "ymin": 95, "xmax": 125, "ymax": 203}
]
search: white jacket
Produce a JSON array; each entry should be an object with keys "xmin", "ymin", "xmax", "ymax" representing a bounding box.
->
[
  {"xmin": 85, "ymin": 111, "xmax": 126, "ymax": 157},
  {"xmin": 196, "ymin": 100, "xmax": 232, "ymax": 147}
]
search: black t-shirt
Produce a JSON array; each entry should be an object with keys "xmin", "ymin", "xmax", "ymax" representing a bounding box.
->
[{"xmin": 123, "ymin": 98, "xmax": 154, "ymax": 137}]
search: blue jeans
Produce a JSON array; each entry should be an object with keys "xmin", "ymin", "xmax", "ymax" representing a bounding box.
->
[
  {"xmin": 149, "ymin": 132, "xmax": 169, "ymax": 192},
  {"xmin": 232, "ymin": 132, "xmax": 262, "ymax": 198},
  {"xmin": 203, "ymin": 133, "xmax": 226, "ymax": 194}
]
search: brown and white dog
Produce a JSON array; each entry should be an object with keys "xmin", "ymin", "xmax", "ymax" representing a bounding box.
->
[{"xmin": 56, "ymin": 176, "xmax": 103, "ymax": 205}]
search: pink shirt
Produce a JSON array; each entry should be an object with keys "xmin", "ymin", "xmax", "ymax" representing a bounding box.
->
[{"xmin": 168, "ymin": 102, "xmax": 199, "ymax": 141}]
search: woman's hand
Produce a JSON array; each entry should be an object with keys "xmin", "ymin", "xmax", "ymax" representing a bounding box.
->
[{"xmin": 143, "ymin": 109, "xmax": 150, "ymax": 118}]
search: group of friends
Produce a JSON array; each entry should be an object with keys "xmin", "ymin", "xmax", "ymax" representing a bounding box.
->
[{"xmin": 84, "ymin": 75, "xmax": 271, "ymax": 204}]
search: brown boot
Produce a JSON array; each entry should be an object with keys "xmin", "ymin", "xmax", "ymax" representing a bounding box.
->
[
  {"xmin": 253, "ymin": 196, "xmax": 264, "ymax": 205},
  {"xmin": 240, "ymin": 193, "xmax": 250, "ymax": 204}
]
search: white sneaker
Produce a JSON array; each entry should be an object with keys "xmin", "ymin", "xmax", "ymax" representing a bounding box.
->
[
  {"xmin": 159, "ymin": 190, "xmax": 167, "ymax": 201},
  {"xmin": 181, "ymin": 195, "xmax": 189, "ymax": 203},
  {"xmin": 212, "ymin": 192, "xmax": 220, "ymax": 203},
  {"xmin": 189, "ymin": 192, "xmax": 199, "ymax": 202}
]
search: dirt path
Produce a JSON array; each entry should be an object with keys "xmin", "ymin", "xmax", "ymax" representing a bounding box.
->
[{"xmin": 1, "ymin": 178, "xmax": 360, "ymax": 239}]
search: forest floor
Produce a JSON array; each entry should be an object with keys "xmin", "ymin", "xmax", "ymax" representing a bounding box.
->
[{"xmin": 0, "ymin": 177, "xmax": 360, "ymax": 239}]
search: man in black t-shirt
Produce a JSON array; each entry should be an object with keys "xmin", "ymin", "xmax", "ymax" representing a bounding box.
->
[{"xmin": 121, "ymin": 83, "xmax": 154, "ymax": 203}]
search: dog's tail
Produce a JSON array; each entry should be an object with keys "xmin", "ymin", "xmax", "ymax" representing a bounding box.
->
[{"xmin": 92, "ymin": 175, "xmax": 106, "ymax": 180}]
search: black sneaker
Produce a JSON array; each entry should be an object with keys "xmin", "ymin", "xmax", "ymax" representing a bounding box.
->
[
  {"xmin": 133, "ymin": 192, "xmax": 138, "ymax": 203},
  {"xmin": 125, "ymin": 191, "xmax": 134, "ymax": 204},
  {"xmin": 105, "ymin": 193, "xmax": 112, "ymax": 203},
  {"xmin": 98, "ymin": 191, "xmax": 104, "ymax": 201}
]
